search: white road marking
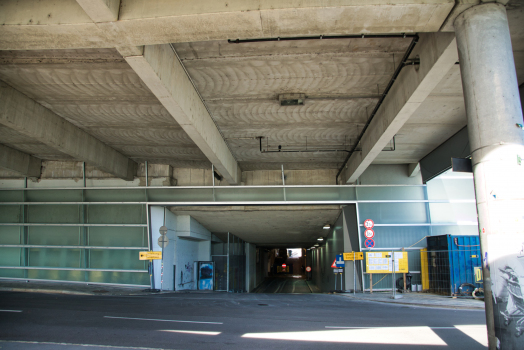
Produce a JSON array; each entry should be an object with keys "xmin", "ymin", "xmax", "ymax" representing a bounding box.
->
[
  {"xmin": 104, "ymin": 316, "xmax": 223, "ymax": 324},
  {"xmin": 243, "ymin": 327, "xmax": 447, "ymax": 345},
  {"xmin": 0, "ymin": 340, "xmax": 161, "ymax": 349},
  {"xmin": 326, "ymin": 326, "xmax": 457, "ymax": 329},
  {"xmin": 0, "ymin": 309, "xmax": 22, "ymax": 312},
  {"xmin": 159, "ymin": 330, "xmax": 221, "ymax": 335}
]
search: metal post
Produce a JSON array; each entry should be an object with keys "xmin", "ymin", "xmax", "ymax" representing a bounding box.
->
[
  {"xmin": 353, "ymin": 257, "xmax": 356, "ymax": 295},
  {"xmin": 454, "ymin": 4, "xmax": 524, "ymax": 348},
  {"xmin": 281, "ymin": 164, "xmax": 286, "ymax": 201},
  {"xmin": 392, "ymin": 251, "xmax": 396, "ymax": 298},
  {"xmin": 227, "ymin": 232, "xmax": 230, "ymax": 292},
  {"xmin": 334, "ymin": 272, "xmax": 337, "ymax": 291},
  {"xmin": 161, "ymin": 208, "xmax": 165, "ymax": 291},
  {"xmin": 145, "ymin": 161, "xmax": 148, "ymax": 187}
]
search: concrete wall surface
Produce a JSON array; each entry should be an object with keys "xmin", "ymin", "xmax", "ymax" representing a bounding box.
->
[{"xmin": 358, "ymin": 164, "xmax": 423, "ymax": 185}]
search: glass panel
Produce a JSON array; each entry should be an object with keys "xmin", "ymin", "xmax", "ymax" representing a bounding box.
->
[
  {"xmin": 28, "ymin": 248, "xmax": 82, "ymax": 268},
  {"xmin": 86, "ymin": 271, "xmax": 149, "ymax": 285},
  {"xmin": 0, "ymin": 205, "xmax": 21, "ymax": 222},
  {"xmin": 84, "ymin": 189, "xmax": 146, "ymax": 202},
  {"xmin": 27, "ymin": 205, "xmax": 81, "ymax": 224},
  {"xmin": 428, "ymin": 203, "xmax": 478, "ymax": 224},
  {"xmin": 286, "ymin": 186, "xmax": 356, "ymax": 202},
  {"xmin": 215, "ymin": 187, "xmax": 284, "ymax": 202},
  {"xmin": 0, "ymin": 226, "xmax": 22, "ymax": 244},
  {"xmin": 27, "ymin": 269, "xmax": 84, "ymax": 282},
  {"xmin": 360, "ymin": 226, "xmax": 430, "ymax": 249},
  {"xmin": 88, "ymin": 249, "xmax": 146, "ymax": 270},
  {"xmin": 212, "ymin": 255, "xmax": 228, "ymax": 291},
  {"xmin": 358, "ymin": 202, "xmax": 428, "ymax": 224},
  {"xmin": 88, "ymin": 227, "xmax": 146, "ymax": 248},
  {"xmin": 87, "ymin": 205, "xmax": 146, "ymax": 224},
  {"xmin": 0, "ymin": 268, "xmax": 25, "ymax": 278},
  {"xmin": 26, "ymin": 189, "xmax": 83, "ymax": 203},
  {"xmin": 0, "ymin": 248, "xmax": 21, "ymax": 266},
  {"xmin": 356, "ymin": 186, "xmax": 426, "ymax": 201},
  {"xmin": 0, "ymin": 190, "xmax": 24, "ymax": 202},
  {"xmin": 426, "ymin": 176, "xmax": 475, "ymax": 200},
  {"xmin": 147, "ymin": 187, "xmax": 214, "ymax": 202},
  {"xmin": 28, "ymin": 227, "xmax": 80, "ymax": 245}
]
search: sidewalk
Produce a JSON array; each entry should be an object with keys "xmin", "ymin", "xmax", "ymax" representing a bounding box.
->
[
  {"xmin": 336, "ymin": 290, "xmax": 485, "ymax": 310},
  {"xmin": 0, "ymin": 280, "xmax": 169, "ymax": 296}
]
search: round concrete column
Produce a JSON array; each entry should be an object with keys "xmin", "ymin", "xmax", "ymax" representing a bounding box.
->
[{"xmin": 455, "ymin": 3, "xmax": 524, "ymax": 349}]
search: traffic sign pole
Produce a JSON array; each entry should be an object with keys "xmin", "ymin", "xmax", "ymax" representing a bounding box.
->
[{"xmin": 353, "ymin": 256, "xmax": 356, "ymax": 295}]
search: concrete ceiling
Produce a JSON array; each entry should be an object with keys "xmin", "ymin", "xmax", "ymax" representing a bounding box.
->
[
  {"xmin": 0, "ymin": 0, "xmax": 523, "ymax": 178},
  {"xmin": 169, "ymin": 205, "xmax": 342, "ymax": 248}
]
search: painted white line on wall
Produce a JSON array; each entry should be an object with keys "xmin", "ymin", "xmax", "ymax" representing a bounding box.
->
[
  {"xmin": 104, "ymin": 316, "xmax": 223, "ymax": 324},
  {"xmin": 0, "ymin": 309, "xmax": 22, "ymax": 312}
]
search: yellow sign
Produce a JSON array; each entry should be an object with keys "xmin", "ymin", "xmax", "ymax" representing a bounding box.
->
[
  {"xmin": 343, "ymin": 252, "xmax": 363, "ymax": 260},
  {"xmin": 474, "ymin": 267, "xmax": 483, "ymax": 283},
  {"xmin": 366, "ymin": 251, "xmax": 408, "ymax": 273},
  {"xmin": 139, "ymin": 251, "xmax": 162, "ymax": 260}
]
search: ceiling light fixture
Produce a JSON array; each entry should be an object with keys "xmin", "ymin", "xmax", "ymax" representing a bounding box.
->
[
  {"xmin": 317, "ymin": 237, "xmax": 324, "ymax": 241},
  {"xmin": 323, "ymin": 224, "xmax": 331, "ymax": 230},
  {"xmin": 279, "ymin": 93, "xmax": 305, "ymax": 106}
]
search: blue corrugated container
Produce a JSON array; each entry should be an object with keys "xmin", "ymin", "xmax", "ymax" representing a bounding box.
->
[{"xmin": 426, "ymin": 235, "xmax": 482, "ymax": 296}]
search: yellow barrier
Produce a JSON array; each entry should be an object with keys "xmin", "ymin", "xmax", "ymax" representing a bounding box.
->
[{"xmin": 420, "ymin": 248, "xmax": 429, "ymax": 290}]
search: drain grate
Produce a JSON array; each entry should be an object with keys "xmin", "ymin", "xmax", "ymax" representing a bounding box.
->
[{"xmin": 258, "ymin": 304, "xmax": 269, "ymax": 306}]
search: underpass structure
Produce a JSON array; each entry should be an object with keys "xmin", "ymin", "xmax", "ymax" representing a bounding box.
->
[{"xmin": 1, "ymin": 1, "xmax": 523, "ymax": 348}]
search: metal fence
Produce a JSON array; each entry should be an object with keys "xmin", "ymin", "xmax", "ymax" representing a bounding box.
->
[{"xmin": 363, "ymin": 248, "xmax": 483, "ymax": 298}]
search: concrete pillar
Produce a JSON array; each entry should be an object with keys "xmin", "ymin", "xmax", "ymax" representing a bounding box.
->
[{"xmin": 455, "ymin": 3, "xmax": 524, "ymax": 349}]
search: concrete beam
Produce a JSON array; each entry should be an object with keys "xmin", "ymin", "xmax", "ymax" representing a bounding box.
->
[
  {"xmin": 408, "ymin": 163, "xmax": 421, "ymax": 178},
  {"xmin": 124, "ymin": 44, "xmax": 241, "ymax": 185},
  {"xmin": 0, "ymin": 81, "xmax": 136, "ymax": 180},
  {"xmin": 0, "ymin": 144, "xmax": 41, "ymax": 177},
  {"xmin": 76, "ymin": 0, "xmax": 120, "ymax": 22},
  {"xmin": 340, "ymin": 33, "xmax": 458, "ymax": 184},
  {"xmin": 0, "ymin": 0, "xmax": 454, "ymax": 50}
]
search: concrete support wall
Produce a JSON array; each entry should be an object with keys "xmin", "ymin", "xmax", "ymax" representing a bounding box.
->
[
  {"xmin": 0, "ymin": 81, "xmax": 136, "ymax": 180},
  {"xmin": 358, "ymin": 164, "xmax": 423, "ymax": 185},
  {"xmin": 310, "ymin": 211, "xmax": 345, "ymax": 292},
  {"xmin": 455, "ymin": 4, "xmax": 524, "ymax": 348},
  {"xmin": 242, "ymin": 169, "xmax": 337, "ymax": 186},
  {"xmin": 150, "ymin": 206, "xmax": 176, "ymax": 291},
  {"xmin": 245, "ymin": 243, "xmax": 257, "ymax": 292},
  {"xmin": 343, "ymin": 205, "xmax": 362, "ymax": 292}
]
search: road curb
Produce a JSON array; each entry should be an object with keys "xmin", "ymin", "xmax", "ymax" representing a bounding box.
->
[{"xmin": 337, "ymin": 293, "xmax": 485, "ymax": 310}]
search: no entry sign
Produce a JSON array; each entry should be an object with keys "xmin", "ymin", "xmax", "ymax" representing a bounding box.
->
[
  {"xmin": 282, "ymin": 264, "xmax": 287, "ymax": 268},
  {"xmin": 364, "ymin": 219, "xmax": 374, "ymax": 229},
  {"xmin": 364, "ymin": 229, "xmax": 375, "ymax": 239},
  {"xmin": 364, "ymin": 238, "xmax": 375, "ymax": 248},
  {"xmin": 306, "ymin": 266, "xmax": 312, "ymax": 272}
]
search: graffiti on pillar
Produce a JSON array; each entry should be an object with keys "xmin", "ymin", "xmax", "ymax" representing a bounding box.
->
[
  {"xmin": 488, "ymin": 234, "xmax": 524, "ymax": 348},
  {"xmin": 178, "ymin": 262, "xmax": 194, "ymax": 288}
]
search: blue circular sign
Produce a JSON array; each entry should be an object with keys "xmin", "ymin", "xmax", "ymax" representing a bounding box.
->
[{"xmin": 364, "ymin": 238, "xmax": 375, "ymax": 248}]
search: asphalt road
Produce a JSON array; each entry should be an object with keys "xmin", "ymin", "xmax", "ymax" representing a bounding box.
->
[
  {"xmin": 253, "ymin": 276, "xmax": 312, "ymax": 293},
  {"xmin": 0, "ymin": 290, "xmax": 487, "ymax": 350}
]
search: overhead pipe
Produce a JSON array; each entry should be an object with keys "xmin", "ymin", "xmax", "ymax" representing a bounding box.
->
[
  {"xmin": 335, "ymin": 34, "xmax": 420, "ymax": 184},
  {"xmin": 228, "ymin": 33, "xmax": 417, "ymax": 44}
]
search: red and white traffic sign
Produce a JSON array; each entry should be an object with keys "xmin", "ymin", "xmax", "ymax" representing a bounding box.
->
[
  {"xmin": 364, "ymin": 238, "xmax": 375, "ymax": 248},
  {"xmin": 331, "ymin": 259, "xmax": 337, "ymax": 268},
  {"xmin": 306, "ymin": 266, "xmax": 312, "ymax": 272},
  {"xmin": 282, "ymin": 264, "xmax": 287, "ymax": 268},
  {"xmin": 364, "ymin": 229, "xmax": 375, "ymax": 239},
  {"xmin": 364, "ymin": 219, "xmax": 375, "ymax": 229}
]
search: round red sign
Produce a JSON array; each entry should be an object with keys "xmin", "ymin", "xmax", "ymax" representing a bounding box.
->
[
  {"xmin": 282, "ymin": 264, "xmax": 287, "ymax": 268},
  {"xmin": 364, "ymin": 229, "xmax": 375, "ymax": 239},
  {"xmin": 306, "ymin": 266, "xmax": 312, "ymax": 272},
  {"xmin": 364, "ymin": 219, "xmax": 375, "ymax": 229}
]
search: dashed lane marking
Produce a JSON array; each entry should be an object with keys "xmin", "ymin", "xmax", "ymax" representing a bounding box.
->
[{"xmin": 104, "ymin": 316, "xmax": 223, "ymax": 324}]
